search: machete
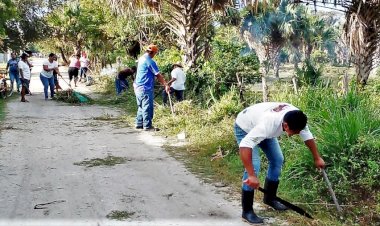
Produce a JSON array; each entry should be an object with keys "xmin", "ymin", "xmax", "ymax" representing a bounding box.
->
[{"xmin": 258, "ymin": 187, "xmax": 313, "ymax": 219}]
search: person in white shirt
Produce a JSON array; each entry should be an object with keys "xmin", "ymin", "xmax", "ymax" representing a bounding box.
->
[
  {"xmin": 79, "ymin": 53, "xmax": 90, "ymax": 82},
  {"xmin": 40, "ymin": 53, "xmax": 60, "ymax": 100},
  {"xmin": 234, "ymin": 102, "xmax": 325, "ymax": 224},
  {"xmin": 18, "ymin": 53, "xmax": 32, "ymax": 102},
  {"xmin": 162, "ymin": 62, "xmax": 186, "ymax": 105}
]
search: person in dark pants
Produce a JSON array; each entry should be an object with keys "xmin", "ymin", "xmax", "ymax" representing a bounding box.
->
[
  {"xmin": 52, "ymin": 55, "xmax": 62, "ymax": 93},
  {"xmin": 162, "ymin": 62, "xmax": 186, "ymax": 105},
  {"xmin": 80, "ymin": 53, "xmax": 90, "ymax": 82},
  {"xmin": 116, "ymin": 66, "xmax": 136, "ymax": 95},
  {"xmin": 18, "ymin": 53, "xmax": 31, "ymax": 102},
  {"xmin": 234, "ymin": 102, "xmax": 325, "ymax": 224},
  {"xmin": 134, "ymin": 44, "xmax": 170, "ymax": 131},
  {"xmin": 68, "ymin": 54, "xmax": 81, "ymax": 87}
]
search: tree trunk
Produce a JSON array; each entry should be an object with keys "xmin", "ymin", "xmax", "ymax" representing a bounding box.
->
[
  {"xmin": 262, "ymin": 75, "xmax": 269, "ymax": 102},
  {"xmin": 59, "ymin": 47, "xmax": 69, "ymax": 65},
  {"xmin": 273, "ymin": 53, "xmax": 281, "ymax": 79}
]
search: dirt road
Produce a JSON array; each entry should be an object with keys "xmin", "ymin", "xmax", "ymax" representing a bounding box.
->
[{"xmin": 0, "ymin": 58, "xmax": 252, "ymax": 226}]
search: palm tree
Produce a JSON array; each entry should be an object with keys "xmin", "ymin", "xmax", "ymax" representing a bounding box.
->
[
  {"xmin": 107, "ymin": 0, "xmax": 231, "ymax": 68},
  {"xmin": 288, "ymin": 0, "xmax": 380, "ymax": 86},
  {"xmin": 344, "ymin": 0, "xmax": 380, "ymax": 85},
  {"xmin": 241, "ymin": 2, "xmax": 287, "ymax": 101}
]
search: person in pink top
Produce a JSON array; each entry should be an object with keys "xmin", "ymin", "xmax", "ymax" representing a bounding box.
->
[{"xmin": 68, "ymin": 54, "xmax": 81, "ymax": 87}]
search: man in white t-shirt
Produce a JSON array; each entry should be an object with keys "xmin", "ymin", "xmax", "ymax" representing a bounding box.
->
[
  {"xmin": 162, "ymin": 62, "xmax": 186, "ymax": 105},
  {"xmin": 234, "ymin": 102, "xmax": 325, "ymax": 224},
  {"xmin": 18, "ymin": 53, "xmax": 32, "ymax": 102}
]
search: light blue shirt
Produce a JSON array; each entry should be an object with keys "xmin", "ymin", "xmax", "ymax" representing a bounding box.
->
[{"xmin": 134, "ymin": 53, "xmax": 160, "ymax": 91}]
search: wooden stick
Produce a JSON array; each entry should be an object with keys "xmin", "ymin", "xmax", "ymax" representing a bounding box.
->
[
  {"xmin": 321, "ymin": 169, "xmax": 343, "ymax": 214},
  {"xmin": 168, "ymin": 91, "xmax": 175, "ymax": 115}
]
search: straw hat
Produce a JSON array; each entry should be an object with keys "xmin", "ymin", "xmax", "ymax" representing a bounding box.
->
[{"xmin": 172, "ymin": 61, "xmax": 183, "ymax": 68}]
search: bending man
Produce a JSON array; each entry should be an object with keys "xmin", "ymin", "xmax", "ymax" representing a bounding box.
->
[{"xmin": 234, "ymin": 102, "xmax": 325, "ymax": 224}]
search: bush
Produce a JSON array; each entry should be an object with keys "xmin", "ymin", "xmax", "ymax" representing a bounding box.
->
[
  {"xmin": 296, "ymin": 59, "xmax": 323, "ymax": 86},
  {"xmin": 207, "ymin": 88, "xmax": 243, "ymax": 123}
]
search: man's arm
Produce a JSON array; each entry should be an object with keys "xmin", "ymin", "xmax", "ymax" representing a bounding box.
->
[
  {"xmin": 156, "ymin": 73, "xmax": 170, "ymax": 93},
  {"xmin": 5, "ymin": 61, "xmax": 9, "ymax": 71},
  {"xmin": 167, "ymin": 78, "xmax": 176, "ymax": 86},
  {"xmin": 304, "ymin": 139, "xmax": 325, "ymax": 169},
  {"xmin": 239, "ymin": 147, "xmax": 260, "ymax": 189}
]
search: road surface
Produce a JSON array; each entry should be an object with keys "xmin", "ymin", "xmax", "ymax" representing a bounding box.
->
[{"xmin": 0, "ymin": 58, "xmax": 263, "ymax": 226}]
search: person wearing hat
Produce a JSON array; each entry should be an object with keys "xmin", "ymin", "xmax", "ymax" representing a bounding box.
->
[
  {"xmin": 134, "ymin": 44, "xmax": 170, "ymax": 131},
  {"xmin": 162, "ymin": 62, "xmax": 186, "ymax": 105}
]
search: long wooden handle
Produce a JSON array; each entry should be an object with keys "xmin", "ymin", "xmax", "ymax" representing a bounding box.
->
[
  {"xmin": 321, "ymin": 169, "xmax": 343, "ymax": 214},
  {"xmin": 168, "ymin": 92, "xmax": 175, "ymax": 115}
]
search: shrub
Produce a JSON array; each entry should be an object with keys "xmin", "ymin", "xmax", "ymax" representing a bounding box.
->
[{"xmin": 296, "ymin": 59, "xmax": 323, "ymax": 86}]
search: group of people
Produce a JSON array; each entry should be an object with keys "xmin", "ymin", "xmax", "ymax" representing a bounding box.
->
[
  {"xmin": 116, "ymin": 44, "xmax": 186, "ymax": 131},
  {"xmin": 133, "ymin": 44, "xmax": 325, "ymax": 224},
  {"xmin": 5, "ymin": 51, "xmax": 91, "ymax": 102},
  {"xmin": 5, "ymin": 52, "xmax": 33, "ymax": 102},
  {"xmin": 67, "ymin": 53, "xmax": 90, "ymax": 87}
]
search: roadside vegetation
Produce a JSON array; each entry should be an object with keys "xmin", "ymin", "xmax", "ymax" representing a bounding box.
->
[{"xmin": 2, "ymin": 0, "xmax": 379, "ymax": 225}]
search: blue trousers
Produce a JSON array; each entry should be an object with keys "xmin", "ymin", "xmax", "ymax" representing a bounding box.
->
[
  {"xmin": 135, "ymin": 89, "xmax": 154, "ymax": 129},
  {"xmin": 9, "ymin": 71, "xmax": 20, "ymax": 91},
  {"xmin": 115, "ymin": 78, "xmax": 129, "ymax": 95},
  {"xmin": 234, "ymin": 123, "xmax": 284, "ymax": 191},
  {"xmin": 40, "ymin": 74, "xmax": 55, "ymax": 99}
]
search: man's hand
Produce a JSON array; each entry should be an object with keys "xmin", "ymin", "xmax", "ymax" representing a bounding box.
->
[
  {"xmin": 165, "ymin": 85, "xmax": 171, "ymax": 94},
  {"xmin": 243, "ymin": 175, "xmax": 260, "ymax": 189},
  {"xmin": 314, "ymin": 157, "xmax": 325, "ymax": 169}
]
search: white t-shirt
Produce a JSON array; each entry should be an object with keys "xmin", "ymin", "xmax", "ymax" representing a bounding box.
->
[
  {"xmin": 40, "ymin": 59, "xmax": 58, "ymax": 78},
  {"xmin": 80, "ymin": 57, "xmax": 90, "ymax": 68},
  {"xmin": 171, "ymin": 67, "xmax": 186, "ymax": 90},
  {"xmin": 236, "ymin": 102, "xmax": 314, "ymax": 148},
  {"xmin": 18, "ymin": 61, "xmax": 31, "ymax": 80}
]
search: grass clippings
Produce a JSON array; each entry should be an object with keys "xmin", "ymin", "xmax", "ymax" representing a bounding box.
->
[
  {"xmin": 106, "ymin": 210, "xmax": 135, "ymax": 221},
  {"xmin": 74, "ymin": 155, "xmax": 127, "ymax": 167}
]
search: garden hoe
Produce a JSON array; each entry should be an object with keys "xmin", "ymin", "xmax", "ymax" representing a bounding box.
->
[
  {"xmin": 258, "ymin": 187, "xmax": 313, "ymax": 219},
  {"xmin": 321, "ymin": 169, "xmax": 343, "ymax": 216}
]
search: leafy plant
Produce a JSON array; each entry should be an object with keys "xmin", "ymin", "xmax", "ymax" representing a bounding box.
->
[{"xmin": 296, "ymin": 59, "xmax": 323, "ymax": 86}]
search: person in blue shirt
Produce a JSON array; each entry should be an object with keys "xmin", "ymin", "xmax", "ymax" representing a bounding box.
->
[
  {"xmin": 6, "ymin": 53, "xmax": 21, "ymax": 93},
  {"xmin": 134, "ymin": 44, "xmax": 170, "ymax": 131}
]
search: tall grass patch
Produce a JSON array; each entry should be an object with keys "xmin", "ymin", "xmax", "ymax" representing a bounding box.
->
[{"xmin": 271, "ymin": 86, "xmax": 380, "ymax": 224}]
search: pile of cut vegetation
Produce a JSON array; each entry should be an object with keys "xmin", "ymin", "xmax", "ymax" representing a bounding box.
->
[{"xmin": 55, "ymin": 90, "xmax": 91, "ymax": 104}]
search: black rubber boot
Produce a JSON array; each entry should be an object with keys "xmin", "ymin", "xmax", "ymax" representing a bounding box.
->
[
  {"xmin": 242, "ymin": 189, "xmax": 264, "ymax": 224},
  {"xmin": 263, "ymin": 178, "xmax": 288, "ymax": 211}
]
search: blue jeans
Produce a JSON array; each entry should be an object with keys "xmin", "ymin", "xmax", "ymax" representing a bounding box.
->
[
  {"xmin": 115, "ymin": 78, "xmax": 128, "ymax": 95},
  {"xmin": 234, "ymin": 123, "xmax": 284, "ymax": 191},
  {"xmin": 80, "ymin": 67, "xmax": 88, "ymax": 78},
  {"xmin": 135, "ymin": 89, "xmax": 154, "ymax": 128},
  {"xmin": 9, "ymin": 71, "xmax": 20, "ymax": 91},
  {"xmin": 40, "ymin": 74, "xmax": 55, "ymax": 99}
]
